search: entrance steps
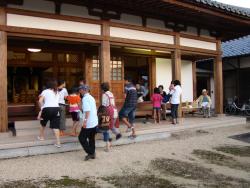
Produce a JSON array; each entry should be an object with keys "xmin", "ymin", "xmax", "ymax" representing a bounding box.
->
[{"xmin": 0, "ymin": 116, "xmax": 246, "ymax": 159}]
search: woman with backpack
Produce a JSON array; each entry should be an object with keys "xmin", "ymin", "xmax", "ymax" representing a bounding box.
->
[{"xmin": 99, "ymin": 82, "xmax": 122, "ymax": 151}]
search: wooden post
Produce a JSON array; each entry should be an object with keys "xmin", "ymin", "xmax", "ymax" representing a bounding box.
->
[
  {"xmin": 192, "ymin": 61, "xmax": 197, "ymax": 100},
  {"xmin": 0, "ymin": 8, "xmax": 8, "ymax": 132},
  {"xmin": 171, "ymin": 33, "xmax": 182, "ymax": 117},
  {"xmin": 149, "ymin": 55, "xmax": 156, "ymax": 96},
  {"xmin": 214, "ymin": 40, "xmax": 223, "ymax": 114},
  {"xmin": 100, "ymin": 21, "xmax": 111, "ymax": 84}
]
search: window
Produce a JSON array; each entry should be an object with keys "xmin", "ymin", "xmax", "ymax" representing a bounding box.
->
[
  {"xmin": 92, "ymin": 55, "xmax": 100, "ymax": 80},
  {"xmin": 111, "ymin": 56, "xmax": 122, "ymax": 81}
]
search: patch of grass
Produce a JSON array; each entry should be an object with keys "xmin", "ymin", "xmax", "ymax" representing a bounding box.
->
[
  {"xmin": 150, "ymin": 158, "xmax": 250, "ymax": 188},
  {"xmin": 0, "ymin": 176, "xmax": 98, "ymax": 188},
  {"xmin": 215, "ymin": 145, "xmax": 250, "ymax": 157},
  {"xmin": 103, "ymin": 173, "xmax": 180, "ymax": 188},
  {"xmin": 192, "ymin": 149, "xmax": 250, "ymax": 172}
]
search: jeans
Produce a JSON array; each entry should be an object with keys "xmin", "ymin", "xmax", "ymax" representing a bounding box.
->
[
  {"xmin": 78, "ymin": 127, "xmax": 97, "ymax": 155},
  {"xmin": 202, "ymin": 106, "xmax": 211, "ymax": 117},
  {"xmin": 171, "ymin": 104, "xmax": 179, "ymax": 119},
  {"xmin": 119, "ymin": 106, "xmax": 136, "ymax": 124},
  {"xmin": 103, "ymin": 130, "xmax": 110, "ymax": 142}
]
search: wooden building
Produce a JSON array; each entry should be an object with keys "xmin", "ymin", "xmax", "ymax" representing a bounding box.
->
[{"xmin": 0, "ymin": 0, "xmax": 250, "ymax": 132}]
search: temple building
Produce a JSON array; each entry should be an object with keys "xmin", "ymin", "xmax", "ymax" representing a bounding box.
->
[{"xmin": 0, "ymin": 0, "xmax": 250, "ymax": 132}]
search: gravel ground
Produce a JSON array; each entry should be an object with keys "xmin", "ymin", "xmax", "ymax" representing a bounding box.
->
[{"xmin": 0, "ymin": 123, "xmax": 250, "ymax": 187}]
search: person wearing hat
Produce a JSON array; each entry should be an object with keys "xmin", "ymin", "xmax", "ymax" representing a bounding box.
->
[
  {"xmin": 196, "ymin": 89, "xmax": 212, "ymax": 118},
  {"xmin": 78, "ymin": 85, "xmax": 98, "ymax": 161}
]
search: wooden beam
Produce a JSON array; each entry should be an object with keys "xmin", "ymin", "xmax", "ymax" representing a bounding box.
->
[
  {"xmin": 214, "ymin": 40, "xmax": 223, "ymax": 114},
  {"xmin": 100, "ymin": 21, "xmax": 111, "ymax": 84},
  {"xmin": 0, "ymin": 7, "xmax": 8, "ymax": 132}
]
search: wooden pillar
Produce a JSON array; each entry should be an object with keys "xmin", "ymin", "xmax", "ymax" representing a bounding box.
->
[
  {"xmin": 214, "ymin": 40, "xmax": 223, "ymax": 114},
  {"xmin": 100, "ymin": 21, "xmax": 111, "ymax": 84},
  {"xmin": 0, "ymin": 8, "xmax": 8, "ymax": 132},
  {"xmin": 192, "ymin": 61, "xmax": 197, "ymax": 100},
  {"xmin": 171, "ymin": 34, "xmax": 182, "ymax": 117},
  {"xmin": 149, "ymin": 55, "xmax": 156, "ymax": 95}
]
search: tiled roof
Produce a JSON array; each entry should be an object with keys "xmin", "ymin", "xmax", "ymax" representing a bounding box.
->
[
  {"xmin": 190, "ymin": 0, "xmax": 250, "ymax": 17},
  {"xmin": 222, "ymin": 35, "xmax": 250, "ymax": 57}
]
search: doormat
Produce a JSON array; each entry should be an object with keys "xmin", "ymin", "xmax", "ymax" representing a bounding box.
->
[{"xmin": 229, "ymin": 132, "xmax": 250, "ymax": 143}]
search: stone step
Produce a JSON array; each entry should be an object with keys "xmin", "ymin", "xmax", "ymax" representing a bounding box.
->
[
  {"xmin": 0, "ymin": 116, "xmax": 245, "ymax": 139},
  {"xmin": 0, "ymin": 131, "xmax": 171, "ymax": 159},
  {"xmin": 0, "ymin": 116, "xmax": 247, "ymax": 159}
]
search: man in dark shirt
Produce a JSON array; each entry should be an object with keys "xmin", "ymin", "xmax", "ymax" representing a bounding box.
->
[{"xmin": 119, "ymin": 76, "xmax": 137, "ymax": 138}]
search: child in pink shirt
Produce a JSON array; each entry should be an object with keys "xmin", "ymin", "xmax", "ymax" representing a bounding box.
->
[{"xmin": 151, "ymin": 87, "xmax": 163, "ymax": 124}]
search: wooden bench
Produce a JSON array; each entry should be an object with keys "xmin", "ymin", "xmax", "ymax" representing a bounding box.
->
[
  {"xmin": 135, "ymin": 101, "xmax": 171, "ymax": 122},
  {"xmin": 136, "ymin": 101, "xmax": 153, "ymax": 118}
]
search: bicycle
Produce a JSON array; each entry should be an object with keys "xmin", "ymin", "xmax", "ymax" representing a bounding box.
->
[{"xmin": 225, "ymin": 97, "xmax": 250, "ymax": 116}]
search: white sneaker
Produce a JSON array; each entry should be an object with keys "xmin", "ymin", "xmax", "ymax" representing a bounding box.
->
[
  {"xmin": 54, "ymin": 144, "xmax": 61, "ymax": 148},
  {"xmin": 126, "ymin": 128, "xmax": 132, "ymax": 133},
  {"xmin": 37, "ymin": 136, "xmax": 45, "ymax": 141}
]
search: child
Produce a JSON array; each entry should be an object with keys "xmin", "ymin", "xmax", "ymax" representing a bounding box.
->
[
  {"xmin": 97, "ymin": 105, "xmax": 112, "ymax": 152},
  {"xmin": 151, "ymin": 87, "xmax": 163, "ymax": 124},
  {"xmin": 67, "ymin": 87, "xmax": 81, "ymax": 136}
]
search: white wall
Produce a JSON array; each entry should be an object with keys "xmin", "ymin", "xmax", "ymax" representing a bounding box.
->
[
  {"xmin": 7, "ymin": 14, "xmax": 101, "ymax": 35},
  {"xmin": 156, "ymin": 58, "xmax": 172, "ymax": 91},
  {"xmin": 156, "ymin": 58, "xmax": 193, "ymax": 102},
  {"xmin": 180, "ymin": 37, "xmax": 217, "ymax": 51},
  {"xmin": 8, "ymin": 0, "xmax": 55, "ymax": 13},
  {"xmin": 110, "ymin": 27, "xmax": 174, "ymax": 44},
  {"xmin": 181, "ymin": 60, "xmax": 193, "ymax": 102}
]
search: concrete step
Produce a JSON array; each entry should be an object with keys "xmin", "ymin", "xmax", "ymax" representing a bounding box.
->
[
  {"xmin": 0, "ymin": 131, "xmax": 171, "ymax": 159},
  {"xmin": 0, "ymin": 116, "xmax": 246, "ymax": 159},
  {"xmin": 0, "ymin": 116, "xmax": 245, "ymax": 139}
]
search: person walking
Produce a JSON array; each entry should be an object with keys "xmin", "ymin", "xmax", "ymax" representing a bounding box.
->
[
  {"xmin": 170, "ymin": 80, "xmax": 182, "ymax": 125},
  {"xmin": 37, "ymin": 78, "xmax": 61, "ymax": 148},
  {"xmin": 151, "ymin": 87, "xmax": 163, "ymax": 124},
  {"xmin": 67, "ymin": 87, "xmax": 81, "ymax": 136},
  {"xmin": 58, "ymin": 80, "xmax": 68, "ymax": 136},
  {"xmin": 119, "ymin": 76, "xmax": 137, "ymax": 138},
  {"xmin": 78, "ymin": 85, "xmax": 98, "ymax": 161},
  {"xmin": 100, "ymin": 82, "xmax": 122, "ymax": 151}
]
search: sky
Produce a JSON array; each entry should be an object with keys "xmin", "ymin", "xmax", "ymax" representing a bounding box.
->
[{"xmin": 214, "ymin": 0, "xmax": 250, "ymax": 8}]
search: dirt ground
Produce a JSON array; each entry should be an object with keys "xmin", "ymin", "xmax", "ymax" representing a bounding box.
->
[{"xmin": 0, "ymin": 123, "xmax": 250, "ymax": 188}]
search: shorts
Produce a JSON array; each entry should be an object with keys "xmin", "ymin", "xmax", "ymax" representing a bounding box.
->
[
  {"xmin": 71, "ymin": 111, "xmax": 80, "ymax": 121},
  {"xmin": 40, "ymin": 107, "xmax": 60, "ymax": 129},
  {"xmin": 119, "ymin": 106, "xmax": 136, "ymax": 124},
  {"xmin": 153, "ymin": 107, "xmax": 161, "ymax": 110}
]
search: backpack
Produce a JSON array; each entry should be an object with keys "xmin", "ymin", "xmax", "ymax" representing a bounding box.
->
[{"xmin": 97, "ymin": 105, "xmax": 110, "ymax": 131}]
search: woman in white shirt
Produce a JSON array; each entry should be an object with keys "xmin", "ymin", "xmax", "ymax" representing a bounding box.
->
[
  {"xmin": 100, "ymin": 82, "xmax": 122, "ymax": 151},
  {"xmin": 38, "ymin": 79, "xmax": 61, "ymax": 147},
  {"xmin": 170, "ymin": 80, "xmax": 182, "ymax": 124}
]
